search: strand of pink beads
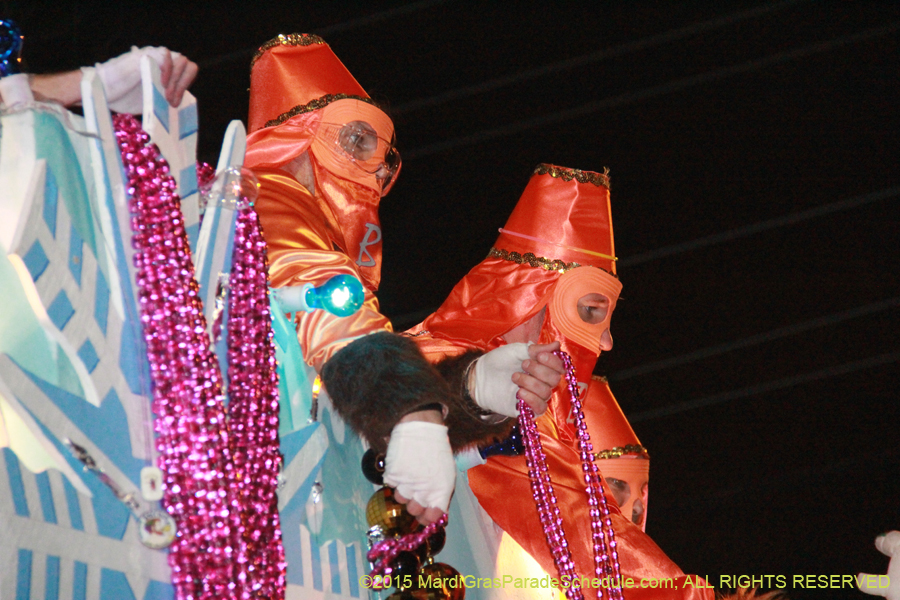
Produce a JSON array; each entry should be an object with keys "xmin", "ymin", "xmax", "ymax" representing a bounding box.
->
[
  {"xmin": 116, "ymin": 115, "xmax": 285, "ymax": 599},
  {"xmin": 517, "ymin": 350, "xmax": 624, "ymax": 600},
  {"xmin": 368, "ymin": 514, "xmax": 448, "ymax": 577},
  {"xmin": 226, "ymin": 205, "xmax": 287, "ymax": 598}
]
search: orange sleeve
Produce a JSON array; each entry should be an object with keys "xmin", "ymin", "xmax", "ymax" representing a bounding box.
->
[{"xmin": 254, "ymin": 168, "xmax": 391, "ymax": 371}]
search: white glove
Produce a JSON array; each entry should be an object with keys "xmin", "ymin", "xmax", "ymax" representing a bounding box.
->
[
  {"xmin": 858, "ymin": 531, "xmax": 900, "ymax": 600},
  {"xmin": 472, "ymin": 342, "xmax": 532, "ymax": 417},
  {"xmin": 92, "ymin": 46, "xmax": 190, "ymax": 114},
  {"xmin": 383, "ymin": 421, "xmax": 455, "ymax": 513}
]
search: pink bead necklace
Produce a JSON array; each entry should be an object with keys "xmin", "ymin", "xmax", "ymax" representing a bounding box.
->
[
  {"xmin": 116, "ymin": 114, "xmax": 285, "ymax": 599},
  {"xmin": 368, "ymin": 514, "xmax": 448, "ymax": 577},
  {"xmin": 517, "ymin": 351, "xmax": 624, "ymax": 600}
]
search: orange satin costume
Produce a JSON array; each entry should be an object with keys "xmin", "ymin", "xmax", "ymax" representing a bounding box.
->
[
  {"xmin": 584, "ymin": 377, "xmax": 651, "ymax": 531},
  {"xmin": 246, "ymin": 34, "xmax": 395, "ymax": 370},
  {"xmin": 409, "ymin": 165, "xmax": 712, "ymax": 600}
]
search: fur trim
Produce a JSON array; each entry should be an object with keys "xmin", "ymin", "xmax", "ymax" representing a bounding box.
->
[
  {"xmin": 435, "ymin": 351, "xmax": 516, "ymax": 452},
  {"xmin": 321, "ymin": 332, "xmax": 455, "ymax": 453}
]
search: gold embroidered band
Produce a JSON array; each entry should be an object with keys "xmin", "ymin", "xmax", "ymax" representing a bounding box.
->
[
  {"xmin": 593, "ymin": 444, "xmax": 650, "ymax": 460},
  {"xmin": 534, "ymin": 163, "xmax": 610, "ymax": 190},
  {"xmin": 262, "ymin": 93, "xmax": 379, "ymax": 129},
  {"xmin": 252, "ymin": 34, "xmax": 326, "ymax": 68}
]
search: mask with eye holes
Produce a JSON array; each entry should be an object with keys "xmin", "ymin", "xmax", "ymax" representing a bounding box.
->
[
  {"xmin": 309, "ymin": 100, "xmax": 399, "ymax": 200},
  {"xmin": 538, "ymin": 266, "xmax": 622, "ymax": 441}
]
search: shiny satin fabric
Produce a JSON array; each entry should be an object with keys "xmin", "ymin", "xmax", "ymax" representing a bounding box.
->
[
  {"xmin": 254, "ymin": 168, "xmax": 390, "ymax": 370},
  {"xmin": 496, "ymin": 168, "xmax": 616, "ymax": 274},
  {"xmin": 582, "ymin": 377, "xmax": 650, "ymax": 530},
  {"xmin": 408, "ymin": 165, "xmax": 712, "ymax": 598},
  {"xmin": 245, "ymin": 111, "xmax": 319, "ymax": 171},
  {"xmin": 416, "ymin": 257, "xmax": 558, "ymax": 352},
  {"xmin": 248, "ymin": 35, "xmax": 368, "ymax": 134},
  {"xmin": 467, "ymin": 417, "xmax": 711, "ymax": 600}
]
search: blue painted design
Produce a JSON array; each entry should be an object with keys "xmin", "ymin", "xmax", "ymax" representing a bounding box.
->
[
  {"xmin": 68, "ymin": 223, "xmax": 84, "ymax": 285},
  {"xmin": 280, "ymin": 450, "xmax": 330, "ymax": 586},
  {"xmin": 45, "ymin": 555, "xmax": 60, "ymax": 600},
  {"xmin": 143, "ymin": 580, "xmax": 174, "ymax": 600},
  {"xmin": 87, "ymin": 112, "xmax": 152, "ymax": 399},
  {"xmin": 20, "ymin": 378, "xmax": 138, "ymax": 540},
  {"xmin": 43, "ymin": 167, "xmax": 59, "ymax": 238},
  {"xmin": 22, "ymin": 375, "xmax": 144, "ymax": 485},
  {"xmin": 3, "ymin": 448, "xmax": 30, "ymax": 517},
  {"xmin": 35, "ymin": 471, "xmax": 58, "ymax": 524},
  {"xmin": 34, "ymin": 114, "xmax": 98, "ymax": 258},
  {"xmin": 152, "ymin": 86, "xmax": 169, "ymax": 133},
  {"xmin": 280, "ymin": 423, "xmax": 320, "ymax": 466},
  {"xmin": 328, "ymin": 541, "xmax": 341, "ymax": 595},
  {"xmin": 185, "ymin": 222, "xmax": 200, "ymax": 255},
  {"xmin": 94, "ymin": 269, "xmax": 109, "ymax": 335},
  {"xmin": 16, "ymin": 548, "xmax": 32, "ymax": 600},
  {"xmin": 77, "ymin": 340, "xmax": 100, "ymax": 373},
  {"xmin": 119, "ymin": 308, "xmax": 151, "ymax": 397},
  {"xmin": 197, "ymin": 207, "xmax": 222, "ymax": 295},
  {"xmin": 178, "ymin": 103, "xmax": 198, "ymax": 140},
  {"xmin": 73, "ymin": 561, "xmax": 87, "ymax": 600},
  {"xmin": 46, "ymin": 290, "xmax": 75, "ymax": 331},
  {"xmin": 101, "ymin": 568, "xmax": 136, "ymax": 600},
  {"xmin": 22, "ymin": 240, "xmax": 50, "ymax": 282},
  {"xmin": 346, "ymin": 545, "xmax": 360, "ymax": 598},
  {"xmin": 63, "ymin": 476, "xmax": 85, "ymax": 530},
  {"xmin": 179, "ymin": 163, "xmax": 198, "ymax": 199},
  {"xmin": 310, "ymin": 535, "xmax": 324, "ymax": 591}
]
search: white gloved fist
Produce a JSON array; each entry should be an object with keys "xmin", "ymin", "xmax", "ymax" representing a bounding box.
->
[
  {"xmin": 92, "ymin": 46, "xmax": 174, "ymax": 114},
  {"xmin": 383, "ymin": 421, "xmax": 455, "ymax": 513},
  {"xmin": 472, "ymin": 342, "xmax": 532, "ymax": 418},
  {"xmin": 858, "ymin": 531, "xmax": 900, "ymax": 600}
]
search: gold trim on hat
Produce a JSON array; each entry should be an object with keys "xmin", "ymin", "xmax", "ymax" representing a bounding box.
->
[
  {"xmin": 593, "ymin": 444, "xmax": 650, "ymax": 460},
  {"xmin": 488, "ymin": 248, "xmax": 580, "ymax": 273},
  {"xmin": 533, "ymin": 163, "xmax": 610, "ymax": 190},
  {"xmin": 251, "ymin": 33, "xmax": 327, "ymax": 68},
  {"xmin": 262, "ymin": 93, "xmax": 379, "ymax": 129}
]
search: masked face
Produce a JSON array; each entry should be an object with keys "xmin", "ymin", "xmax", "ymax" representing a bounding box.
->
[
  {"xmin": 549, "ymin": 267, "xmax": 621, "ymax": 358},
  {"xmin": 309, "ymin": 100, "xmax": 400, "ymax": 198},
  {"xmin": 541, "ymin": 267, "xmax": 622, "ymax": 440},
  {"xmin": 602, "ymin": 457, "xmax": 649, "ymax": 531}
]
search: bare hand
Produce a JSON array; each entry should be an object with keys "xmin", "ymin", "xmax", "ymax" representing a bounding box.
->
[
  {"xmin": 158, "ymin": 49, "xmax": 198, "ymax": 107},
  {"xmin": 393, "ymin": 492, "xmax": 445, "ymax": 526},
  {"xmin": 511, "ymin": 341, "xmax": 564, "ymax": 416}
]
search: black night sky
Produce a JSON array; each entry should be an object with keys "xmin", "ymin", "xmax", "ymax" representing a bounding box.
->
[{"xmin": 5, "ymin": 1, "xmax": 899, "ymax": 598}]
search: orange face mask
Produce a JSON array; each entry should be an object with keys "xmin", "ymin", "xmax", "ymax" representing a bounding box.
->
[
  {"xmin": 549, "ymin": 267, "xmax": 622, "ymax": 355},
  {"xmin": 310, "ymin": 100, "xmax": 398, "ymax": 198},
  {"xmin": 600, "ymin": 457, "xmax": 650, "ymax": 531}
]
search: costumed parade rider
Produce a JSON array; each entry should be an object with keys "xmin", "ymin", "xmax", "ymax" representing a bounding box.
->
[
  {"xmin": 408, "ymin": 164, "xmax": 715, "ymax": 599},
  {"xmin": 244, "ymin": 33, "xmax": 563, "ymax": 538}
]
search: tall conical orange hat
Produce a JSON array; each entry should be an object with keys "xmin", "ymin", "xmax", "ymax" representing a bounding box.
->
[
  {"xmin": 583, "ymin": 376, "xmax": 646, "ymax": 456},
  {"xmin": 491, "ymin": 164, "xmax": 617, "ymax": 276},
  {"xmin": 416, "ymin": 164, "xmax": 617, "ymax": 353},
  {"xmin": 583, "ymin": 376, "xmax": 651, "ymax": 530},
  {"xmin": 248, "ymin": 33, "xmax": 374, "ymax": 134}
]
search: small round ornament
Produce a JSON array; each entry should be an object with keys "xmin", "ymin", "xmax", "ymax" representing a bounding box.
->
[
  {"xmin": 366, "ymin": 487, "xmax": 417, "ymax": 537},
  {"xmin": 361, "ymin": 448, "xmax": 386, "ymax": 485},
  {"xmin": 138, "ymin": 510, "xmax": 177, "ymax": 549},
  {"xmin": 386, "ymin": 591, "xmax": 418, "ymax": 600},
  {"xmin": 389, "ymin": 551, "xmax": 421, "ymax": 588},
  {"xmin": 417, "ymin": 563, "xmax": 465, "ymax": 600},
  {"xmin": 415, "ymin": 526, "xmax": 446, "ymax": 563}
]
